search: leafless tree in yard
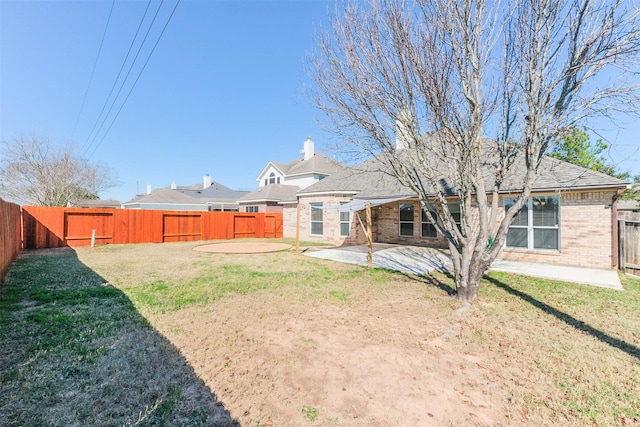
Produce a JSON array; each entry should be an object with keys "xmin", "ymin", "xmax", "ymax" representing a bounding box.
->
[
  {"xmin": 309, "ymin": 0, "xmax": 640, "ymax": 301},
  {"xmin": 0, "ymin": 134, "xmax": 116, "ymax": 207}
]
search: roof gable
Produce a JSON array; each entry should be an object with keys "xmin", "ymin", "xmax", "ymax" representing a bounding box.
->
[
  {"xmin": 256, "ymin": 162, "xmax": 287, "ymax": 182},
  {"xmin": 257, "ymin": 152, "xmax": 347, "ymax": 182}
]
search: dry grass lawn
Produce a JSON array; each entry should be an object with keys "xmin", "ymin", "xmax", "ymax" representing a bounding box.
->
[{"xmin": 1, "ymin": 239, "xmax": 639, "ymax": 426}]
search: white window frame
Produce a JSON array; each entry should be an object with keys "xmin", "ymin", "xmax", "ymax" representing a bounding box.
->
[
  {"xmin": 339, "ymin": 202, "xmax": 350, "ymax": 237},
  {"xmin": 505, "ymin": 196, "xmax": 560, "ymax": 251},
  {"xmin": 399, "ymin": 203, "xmax": 414, "ymax": 237},
  {"xmin": 421, "ymin": 203, "xmax": 438, "ymax": 239},
  {"xmin": 310, "ymin": 202, "xmax": 323, "ymax": 236},
  {"xmin": 245, "ymin": 206, "xmax": 259, "ymax": 213}
]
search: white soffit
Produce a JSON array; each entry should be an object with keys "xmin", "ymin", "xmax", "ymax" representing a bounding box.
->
[{"xmin": 323, "ymin": 196, "xmax": 412, "ymax": 212}]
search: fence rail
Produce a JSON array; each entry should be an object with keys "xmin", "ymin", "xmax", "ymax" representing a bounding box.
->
[
  {"xmin": 22, "ymin": 207, "xmax": 283, "ymax": 249},
  {"xmin": 0, "ymin": 198, "xmax": 22, "ymax": 284}
]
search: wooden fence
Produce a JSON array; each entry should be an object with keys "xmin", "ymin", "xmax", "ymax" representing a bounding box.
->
[
  {"xmin": 22, "ymin": 207, "xmax": 283, "ymax": 249},
  {"xmin": 0, "ymin": 198, "xmax": 22, "ymax": 284},
  {"xmin": 619, "ymin": 213, "xmax": 640, "ymax": 276}
]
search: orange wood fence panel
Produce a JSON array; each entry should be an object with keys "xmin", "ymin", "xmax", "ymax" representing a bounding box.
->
[
  {"xmin": 20, "ymin": 207, "xmax": 282, "ymax": 249},
  {"xmin": 64, "ymin": 210, "xmax": 115, "ymax": 245},
  {"xmin": 233, "ymin": 214, "xmax": 265, "ymax": 238},
  {"xmin": 163, "ymin": 212, "xmax": 202, "ymax": 242},
  {"xmin": 22, "ymin": 206, "xmax": 67, "ymax": 249},
  {"xmin": 265, "ymin": 213, "xmax": 281, "ymax": 238},
  {"xmin": 0, "ymin": 198, "xmax": 22, "ymax": 285}
]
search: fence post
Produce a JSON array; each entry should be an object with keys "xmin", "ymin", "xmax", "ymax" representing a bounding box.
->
[
  {"xmin": 91, "ymin": 229, "xmax": 96, "ymax": 247},
  {"xmin": 619, "ymin": 219, "xmax": 626, "ymax": 273}
]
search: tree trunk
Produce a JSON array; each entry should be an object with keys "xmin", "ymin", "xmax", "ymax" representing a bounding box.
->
[
  {"xmin": 453, "ymin": 246, "xmax": 490, "ymax": 302},
  {"xmin": 454, "ymin": 264, "xmax": 486, "ymax": 302}
]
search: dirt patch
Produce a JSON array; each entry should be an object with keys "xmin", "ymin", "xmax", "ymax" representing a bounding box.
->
[
  {"xmin": 70, "ymin": 242, "xmax": 640, "ymax": 426},
  {"xmin": 150, "ymin": 291, "xmax": 507, "ymax": 427},
  {"xmin": 194, "ymin": 242, "xmax": 292, "ymax": 254}
]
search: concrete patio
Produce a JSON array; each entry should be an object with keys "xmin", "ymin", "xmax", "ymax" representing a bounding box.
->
[{"xmin": 304, "ymin": 244, "xmax": 623, "ymax": 291}]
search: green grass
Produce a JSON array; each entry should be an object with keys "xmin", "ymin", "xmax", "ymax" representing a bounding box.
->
[
  {"xmin": 473, "ymin": 271, "xmax": 640, "ymax": 425},
  {"xmin": 1, "ymin": 241, "xmax": 639, "ymax": 427},
  {"xmin": 0, "ymin": 249, "xmax": 237, "ymax": 426},
  {"xmin": 115, "ymin": 250, "xmax": 388, "ymax": 314}
]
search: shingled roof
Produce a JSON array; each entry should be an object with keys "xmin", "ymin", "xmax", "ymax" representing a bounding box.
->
[
  {"xmin": 299, "ymin": 148, "xmax": 628, "ymax": 199},
  {"xmin": 123, "ymin": 180, "xmax": 249, "ymax": 207},
  {"xmin": 238, "ymin": 184, "xmax": 301, "ymax": 204}
]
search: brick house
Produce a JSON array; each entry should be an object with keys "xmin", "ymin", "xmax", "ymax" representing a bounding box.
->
[
  {"xmin": 237, "ymin": 137, "xmax": 348, "ymax": 213},
  {"xmin": 285, "ymin": 154, "xmax": 629, "ymax": 270}
]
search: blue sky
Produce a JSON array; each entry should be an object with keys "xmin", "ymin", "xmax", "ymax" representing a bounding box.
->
[
  {"xmin": 1, "ymin": 0, "xmax": 639, "ymax": 203},
  {"xmin": 1, "ymin": 0, "xmax": 338, "ymax": 202}
]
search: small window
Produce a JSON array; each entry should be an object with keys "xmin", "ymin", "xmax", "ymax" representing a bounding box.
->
[
  {"xmin": 339, "ymin": 202, "xmax": 350, "ymax": 237},
  {"xmin": 421, "ymin": 203, "xmax": 438, "ymax": 238},
  {"xmin": 448, "ymin": 202, "xmax": 462, "ymax": 230},
  {"xmin": 269, "ymin": 172, "xmax": 276, "ymax": 185},
  {"xmin": 399, "ymin": 203, "xmax": 414, "ymax": 237},
  {"xmin": 245, "ymin": 206, "xmax": 259, "ymax": 213},
  {"xmin": 310, "ymin": 202, "xmax": 323, "ymax": 235}
]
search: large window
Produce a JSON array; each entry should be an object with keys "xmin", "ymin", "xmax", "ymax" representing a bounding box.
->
[
  {"xmin": 505, "ymin": 196, "xmax": 559, "ymax": 250},
  {"xmin": 421, "ymin": 204, "xmax": 438, "ymax": 238},
  {"xmin": 339, "ymin": 202, "xmax": 350, "ymax": 237},
  {"xmin": 310, "ymin": 202, "xmax": 323, "ymax": 235},
  {"xmin": 399, "ymin": 203, "xmax": 414, "ymax": 237}
]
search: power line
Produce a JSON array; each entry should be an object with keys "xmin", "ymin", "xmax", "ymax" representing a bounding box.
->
[
  {"xmin": 71, "ymin": 0, "xmax": 115, "ymax": 140},
  {"xmin": 87, "ymin": 0, "xmax": 181, "ymax": 159},
  {"xmin": 83, "ymin": 0, "xmax": 165, "ymax": 155},
  {"xmin": 79, "ymin": 0, "xmax": 154, "ymax": 156}
]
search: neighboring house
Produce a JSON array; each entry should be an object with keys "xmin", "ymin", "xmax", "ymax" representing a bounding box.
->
[
  {"xmin": 285, "ymin": 147, "xmax": 629, "ymax": 270},
  {"xmin": 618, "ymin": 199, "xmax": 640, "ymax": 213},
  {"xmin": 254, "ymin": 137, "xmax": 347, "ymax": 189},
  {"xmin": 123, "ymin": 174, "xmax": 249, "ymax": 211},
  {"xmin": 238, "ymin": 137, "xmax": 347, "ymax": 213},
  {"xmin": 618, "ymin": 183, "xmax": 640, "ymax": 215},
  {"xmin": 67, "ymin": 198, "xmax": 122, "ymax": 208},
  {"xmin": 237, "ymin": 184, "xmax": 300, "ymax": 213}
]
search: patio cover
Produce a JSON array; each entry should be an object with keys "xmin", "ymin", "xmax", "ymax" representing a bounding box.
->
[{"xmin": 323, "ymin": 196, "xmax": 412, "ymax": 212}]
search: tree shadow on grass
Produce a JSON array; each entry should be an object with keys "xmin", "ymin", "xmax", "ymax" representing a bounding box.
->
[
  {"xmin": 407, "ymin": 270, "xmax": 457, "ymax": 296},
  {"xmin": 0, "ymin": 248, "xmax": 239, "ymax": 426},
  {"xmin": 484, "ymin": 275, "xmax": 640, "ymax": 362}
]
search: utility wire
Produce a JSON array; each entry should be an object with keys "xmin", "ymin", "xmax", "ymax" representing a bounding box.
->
[
  {"xmin": 71, "ymin": 0, "xmax": 115, "ymax": 140},
  {"xmin": 87, "ymin": 0, "xmax": 181, "ymax": 159},
  {"xmin": 80, "ymin": 0, "xmax": 154, "ymax": 156},
  {"xmin": 83, "ymin": 0, "xmax": 165, "ymax": 155}
]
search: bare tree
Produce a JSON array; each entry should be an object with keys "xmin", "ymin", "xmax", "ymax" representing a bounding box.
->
[
  {"xmin": 309, "ymin": 0, "xmax": 640, "ymax": 301},
  {"xmin": 0, "ymin": 134, "xmax": 116, "ymax": 206}
]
